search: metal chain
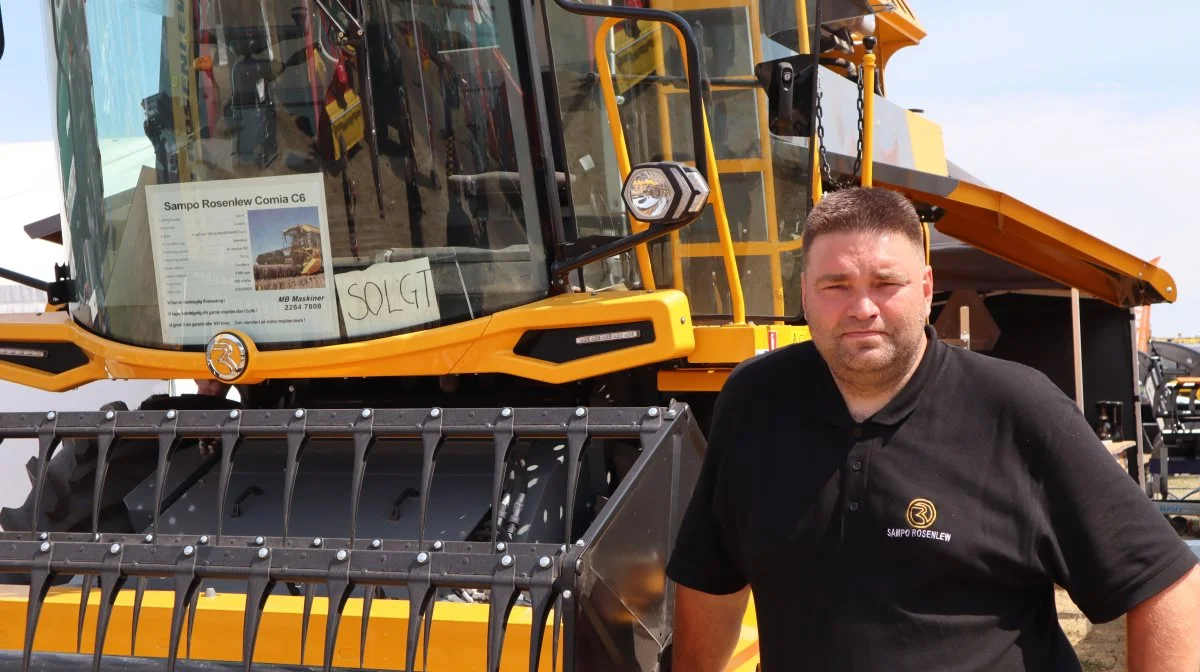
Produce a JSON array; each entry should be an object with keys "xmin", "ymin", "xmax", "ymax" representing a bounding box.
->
[
  {"xmin": 814, "ymin": 68, "xmax": 867, "ymax": 194},
  {"xmin": 850, "ymin": 72, "xmax": 865, "ymax": 181},
  {"xmin": 815, "ymin": 86, "xmax": 834, "ymax": 188}
]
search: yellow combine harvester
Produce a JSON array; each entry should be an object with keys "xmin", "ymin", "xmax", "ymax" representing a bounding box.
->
[{"xmin": 0, "ymin": 0, "xmax": 1177, "ymax": 670}]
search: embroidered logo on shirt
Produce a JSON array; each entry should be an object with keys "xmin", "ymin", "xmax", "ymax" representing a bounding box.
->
[{"xmin": 887, "ymin": 498, "xmax": 951, "ymax": 543}]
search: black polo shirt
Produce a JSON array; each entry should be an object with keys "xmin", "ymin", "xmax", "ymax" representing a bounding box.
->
[{"xmin": 666, "ymin": 325, "xmax": 1198, "ymax": 671}]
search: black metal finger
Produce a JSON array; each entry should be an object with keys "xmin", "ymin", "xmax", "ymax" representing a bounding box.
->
[
  {"xmin": 21, "ymin": 540, "xmax": 53, "ymax": 672},
  {"xmin": 130, "ymin": 576, "xmax": 148, "ymax": 655},
  {"xmin": 359, "ymin": 585, "xmax": 376, "ymax": 669},
  {"xmin": 215, "ymin": 413, "xmax": 243, "ymax": 543},
  {"xmin": 281, "ymin": 410, "xmax": 310, "ymax": 542},
  {"xmin": 417, "ymin": 409, "xmax": 445, "ymax": 544},
  {"xmin": 527, "ymin": 557, "xmax": 557, "ymax": 672},
  {"xmin": 404, "ymin": 555, "xmax": 435, "ymax": 672},
  {"xmin": 90, "ymin": 418, "xmax": 117, "ymax": 536},
  {"xmin": 29, "ymin": 416, "xmax": 61, "ymax": 539},
  {"xmin": 166, "ymin": 545, "xmax": 201, "ymax": 672},
  {"xmin": 322, "ymin": 551, "xmax": 354, "ymax": 672},
  {"xmin": 486, "ymin": 555, "xmax": 520, "ymax": 672},
  {"xmin": 560, "ymin": 589, "xmax": 577, "ymax": 672},
  {"xmin": 490, "ymin": 409, "xmax": 516, "ymax": 545},
  {"xmin": 564, "ymin": 410, "xmax": 590, "ymax": 543},
  {"xmin": 348, "ymin": 411, "xmax": 376, "ymax": 543},
  {"xmin": 241, "ymin": 548, "xmax": 276, "ymax": 672},
  {"xmin": 186, "ymin": 580, "xmax": 201, "ymax": 660},
  {"xmin": 76, "ymin": 574, "xmax": 93, "ymax": 654},
  {"xmin": 301, "ymin": 581, "xmax": 317, "ymax": 664},
  {"xmin": 93, "ymin": 545, "xmax": 128, "ymax": 672},
  {"xmin": 151, "ymin": 412, "xmax": 182, "ymax": 534}
]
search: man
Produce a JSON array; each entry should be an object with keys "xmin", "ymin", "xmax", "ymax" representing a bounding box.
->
[{"xmin": 664, "ymin": 187, "xmax": 1200, "ymax": 671}]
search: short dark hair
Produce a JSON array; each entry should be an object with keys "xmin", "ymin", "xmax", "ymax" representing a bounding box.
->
[{"xmin": 801, "ymin": 187, "xmax": 924, "ymax": 269}]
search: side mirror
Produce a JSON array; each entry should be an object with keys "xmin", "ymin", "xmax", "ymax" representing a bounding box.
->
[
  {"xmin": 0, "ymin": 3, "xmax": 6, "ymax": 62},
  {"xmin": 621, "ymin": 162, "xmax": 710, "ymax": 227},
  {"xmin": 754, "ymin": 55, "xmax": 817, "ymax": 138}
]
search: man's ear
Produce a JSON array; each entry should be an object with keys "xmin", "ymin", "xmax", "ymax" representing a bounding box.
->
[
  {"xmin": 800, "ymin": 271, "xmax": 808, "ymax": 313},
  {"xmin": 922, "ymin": 265, "xmax": 934, "ymax": 319}
]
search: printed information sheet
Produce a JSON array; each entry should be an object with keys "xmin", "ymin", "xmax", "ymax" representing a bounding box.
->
[{"xmin": 146, "ymin": 173, "xmax": 341, "ymax": 345}]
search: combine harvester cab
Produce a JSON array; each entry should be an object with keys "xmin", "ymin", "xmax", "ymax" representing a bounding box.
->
[{"xmin": 0, "ymin": 0, "xmax": 1181, "ymax": 670}]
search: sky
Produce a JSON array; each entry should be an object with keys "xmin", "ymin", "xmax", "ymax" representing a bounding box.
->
[{"xmin": 1, "ymin": 1, "xmax": 1198, "ymax": 334}]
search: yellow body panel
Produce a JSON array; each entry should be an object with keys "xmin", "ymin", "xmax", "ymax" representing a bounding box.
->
[
  {"xmin": 687, "ymin": 324, "xmax": 810, "ymax": 364},
  {"xmin": 0, "ymin": 291, "xmax": 696, "ymax": 391}
]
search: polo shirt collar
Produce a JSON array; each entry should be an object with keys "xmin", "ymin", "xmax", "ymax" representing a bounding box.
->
[{"xmin": 810, "ymin": 324, "xmax": 946, "ymax": 428}]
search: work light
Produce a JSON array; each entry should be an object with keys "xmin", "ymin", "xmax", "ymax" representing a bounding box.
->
[{"xmin": 621, "ymin": 162, "xmax": 711, "ymax": 226}]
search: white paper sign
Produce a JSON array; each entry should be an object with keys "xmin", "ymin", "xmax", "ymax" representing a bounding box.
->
[
  {"xmin": 145, "ymin": 173, "xmax": 341, "ymax": 346},
  {"xmin": 334, "ymin": 258, "xmax": 442, "ymax": 338}
]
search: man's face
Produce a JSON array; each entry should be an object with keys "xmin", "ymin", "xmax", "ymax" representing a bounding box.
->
[{"xmin": 800, "ymin": 229, "xmax": 933, "ymax": 388}]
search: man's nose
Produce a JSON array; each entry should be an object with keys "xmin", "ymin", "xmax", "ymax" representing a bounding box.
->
[{"xmin": 846, "ymin": 291, "xmax": 880, "ymax": 320}]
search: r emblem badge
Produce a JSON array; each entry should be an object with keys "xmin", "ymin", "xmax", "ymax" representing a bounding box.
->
[
  {"xmin": 206, "ymin": 332, "xmax": 249, "ymax": 382},
  {"xmin": 906, "ymin": 498, "xmax": 937, "ymax": 529}
]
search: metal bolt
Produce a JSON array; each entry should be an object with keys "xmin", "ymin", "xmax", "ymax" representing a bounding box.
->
[
  {"xmin": 430, "ymin": 408, "xmax": 441, "ymax": 418},
  {"xmin": 667, "ymin": 409, "xmax": 678, "ymax": 419},
  {"xmin": 38, "ymin": 532, "xmax": 48, "ymax": 541},
  {"xmin": 254, "ymin": 536, "xmax": 264, "ymax": 546},
  {"xmin": 229, "ymin": 409, "xmax": 239, "ymax": 419},
  {"xmin": 205, "ymin": 587, "xmax": 217, "ymax": 599},
  {"xmin": 199, "ymin": 535, "xmax": 209, "ymax": 545},
  {"xmin": 562, "ymin": 590, "xmax": 572, "ymax": 599},
  {"xmin": 501, "ymin": 408, "xmax": 512, "ymax": 418},
  {"xmin": 166, "ymin": 410, "xmax": 176, "ymax": 419},
  {"xmin": 46, "ymin": 411, "xmax": 55, "ymax": 420},
  {"xmin": 539, "ymin": 556, "xmax": 551, "ymax": 568},
  {"xmin": 495, "ymin": 542, "xmax": 506, "ymax": 552},
  {"xmin": 105, "ymin": 410, "xmax": 115, "ymax": 420},
  {"xmin": 500, "ymin": 555, "xmax": 513, "ymax": 567},
  {"xmin": 93, "ymin": 533, "xmax": 101, "ymax": 542},
  {"xmin": 371, "ymin": 539, "xmax": 382, "ymax": 549},
  {"xmin": 336, "ymin": 550, "xmax": 348, "ymax": 561},
  {"xmin": 575, "ymin": 407, "xmax": 585, "ymax": 417},
  {"xmin": 647, "ymin": 407, "xmax": 659, "ymax": 417},
  {"xmin": 680, "ymin": 316, "xmax": 686, "ymax": 324},
  {"xmin": 294, "ymin": 409, "xmax": 305, "ymax": 418},
  {"xmin": 560, "ymin": 545, "xmax": 567, "ymax": 553},
  {"xmin": 110, "ymin": 543, "xmax": 121, "ymax": 555},
  {"xmin": 576, "ymin": 558, "xmax": 582, "ymax": 572},
  {"xmin": 361, "ymin": 408, "xmax": 372, "ymax": 418},
  {"xmin": 39, "ymin": 542, "xmax": 50, "ymax": 553},
  {"xmin": 183, "ymin": 545, "xmax": 195, "ymax": 557},
  {"xmin": 433, "ymin": 540, "xmax": 444, "ymax": 551},
  {"xmin": 416, "ymin": 551, "xmax": 429, "ymax": 564},
  {"xmin": 312, "ymin": 538, "xmax": 323, "ymax": 547},
  {"xmin": 145, "ymin": 534, "xmax": 154, "ymax": 543},
  {"xmin": 258, "ymin": 547, "xmax": 269, "ymax": 559},
  {"xmin": 576, "ymin": 540, "xmax": 585, "ymax": 547}
]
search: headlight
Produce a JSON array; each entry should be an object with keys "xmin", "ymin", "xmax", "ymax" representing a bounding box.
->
[{"xmin": 621, "ymin": 162, "xmax": 710, "ymax": 226}]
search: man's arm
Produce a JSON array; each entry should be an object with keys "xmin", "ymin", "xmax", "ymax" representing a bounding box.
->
[
  {"xmin": 1127, "ymin": 563, "xmax": 1200, "ymax": 672},
  {"xmin": 672, "ymin": 584, "xmax": 751, "ymax": 672}
]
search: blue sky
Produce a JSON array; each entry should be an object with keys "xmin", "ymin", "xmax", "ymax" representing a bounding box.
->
[{"xmin": 2, "ymin": 1, "xmax": 1199, "ymax": 335}]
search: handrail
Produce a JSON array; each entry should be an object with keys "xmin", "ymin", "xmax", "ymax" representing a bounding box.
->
[{"xmin": 591, "ymin": 17, "xmax": 745, "ymax": 323}]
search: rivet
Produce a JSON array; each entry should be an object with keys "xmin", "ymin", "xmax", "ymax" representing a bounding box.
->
[
  {"xmin": 575, "ymin": 407, "xmax": 585, "ymax": 417},
  {"xmin": 361, "ymin": 409, "xmax": 372, "ymax": 418},
  {"xmin": 145, "ymin": 534, "xmax": 154, "ymax": 543},
  {"xmin": 93, "ymin": 533, "xmax": 101, "ymax": 542},
  {"xmin": 205, "ymin": 587, "xmax": 217, "ymax": 598},
  {"xmin": 105, "ymin": 410, "xmax": 115, "ymax": 420},
  {"xmin": 337, "ymin": 550, "xmax": 348, "ymax": 561},
  {"xmin": 575, "ymin": 540, "xmax": 585, "ymax": 547},
  {"xmin": 667, "ymin": 409, "xmax": 678, "ymax": 419},
  {"xmin": 680, "ymin": 316, "xmax": 686, "ymax": 324},
  {"xmin": 254, "ymin": 536, "xmax": 265, "ymax": 546},
  {"xmin": 647, "ymin": 407, "xmax": 659, "ymax": 417},
  {"xmin": 417, "ymin": 551, "xmax": 429, "ymax": 564},
  {"xmin": 229, "ymin": 409, "xmax": 239, "ymax": 419},
  {"xmin": 39, "ymin": 542, "xmax": 50, "ymax": 553},
  {"xmin": 539, "ymin": 556, "xmax": 551, "ymax": 568},
  {"xmin": 562, "ymin": 590, "xmax": 573, "ymax": 599},
  {"xmin": 1168, "ymin": 286, "xmax": 1175, "ymax": 292},
  {"xmin": 501, "ymin": 554, "xmax": 513, "ymax": 567},
  {"xmin": 294, "ymin": 409, "xmax": 305, "ymax": 418},
  {"xmin": 495, "ymin": 542, "xmax": 506, "ymax": 552},
  {"xmin": 38, "ymin": 532, "xmax": 48, "ymax": 541},
  {"xmin": 258, "ymin": 547, "xmax": 269, "ymax": 559},
  {"xmin": 576, "ymin": 558, "xmax": 582, "ymax": 571},
  {"xmin": 501, "ymin": 407, "xmax": 512, "ymax": 418},
  {"xmin": 559, "ymin": 544, "xmax": 567, "ymax": 553},
  {"xmin": 199, "ymin": 535, "xmax": 209, "ymax": 545},
  {"xmin": 433, "ymin": 540, "xmax": 444, "ymax": 551},
  {"xmin": 166, "ymin": 410, "xmax": 176, "ymax": 419},
  {"xmin": 371, "ymin": 539, "xmax": 381, "ymax": 549},
  {"xmin": 110, "ymin": 543, "xmax": 121, "ymax": 555},
  {"xmin": 46, "ymin": 411, "xmax": 56, "ymax": 420},
  {"xmin": 430, "ymin": 408, "xmax": 441, "ymax": 418},
  {"xmin": 312, "ymin": 538, "xmax": 323, "ymax": 547},
  {"xmin": 183, "ymin": 545, "xmax": 195, "ymax": 557}
]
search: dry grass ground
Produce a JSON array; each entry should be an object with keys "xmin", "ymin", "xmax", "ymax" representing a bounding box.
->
[{"xmin": 1058, "ymin": 474, "xmax": 1200, "ymax": 669}]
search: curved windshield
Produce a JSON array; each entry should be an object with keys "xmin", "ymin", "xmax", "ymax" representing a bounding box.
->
[{"xmin": 46, "ymin": 0, "xmax": 549, "ymax": 349}]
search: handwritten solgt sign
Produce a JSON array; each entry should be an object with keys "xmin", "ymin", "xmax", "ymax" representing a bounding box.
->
[{"xmin": 334, "ymin": 258, "xmax": 442, "ymax": 338}]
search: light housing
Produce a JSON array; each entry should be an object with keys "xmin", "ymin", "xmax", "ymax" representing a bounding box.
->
[{"xmin": 621, "ymin": 162, "xmax": 710, "ymax": 226}]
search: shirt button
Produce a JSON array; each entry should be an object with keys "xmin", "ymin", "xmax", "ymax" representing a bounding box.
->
[
  {"xmin": 851, "ymin": 459, "xmax": 863, "ymax": 471},
  {"xmin": 851, "ymin": 427, "xmax": 863, "ymax": 438},
  {"xmin": 848, "ymin": 501, "xmax": 860, "ymax": 512}
]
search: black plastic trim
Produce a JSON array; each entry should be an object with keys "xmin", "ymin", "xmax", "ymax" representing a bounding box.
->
[
  {"xmin": 0, "ymin": 341, "xmax": 88, "ymax": 374},
  {"xmin": 514, "ymin": 320, "xmax": 655, "ymax": 364}
]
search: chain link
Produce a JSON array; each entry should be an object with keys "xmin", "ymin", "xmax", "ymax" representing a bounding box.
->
[{"xmin": 813, "ymin": 69, "xmax": 867, "ymax": 194}]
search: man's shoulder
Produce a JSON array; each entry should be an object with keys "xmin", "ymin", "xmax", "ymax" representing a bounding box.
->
[
  {"xmin": 723, "ymin": 339, "xmax": 824, "ymax": 396},
  {"xmin": 939, "ymin": 343, "xmax": 1075, "ymax": 419}
]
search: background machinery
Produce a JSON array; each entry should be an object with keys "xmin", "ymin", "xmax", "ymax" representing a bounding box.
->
[{"xmin": 0, "ymin": 0, "xmax": 1181, "ymax": 670}]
